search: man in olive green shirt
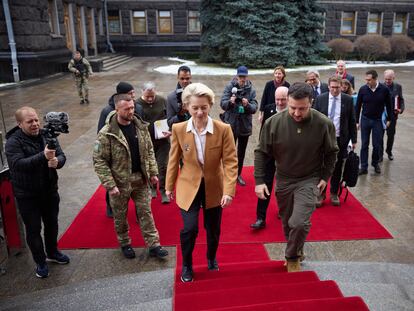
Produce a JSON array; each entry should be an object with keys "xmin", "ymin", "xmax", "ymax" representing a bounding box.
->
[{"xmin": 254, "ymin": 82, "xmax": 338, "ymax": 272}]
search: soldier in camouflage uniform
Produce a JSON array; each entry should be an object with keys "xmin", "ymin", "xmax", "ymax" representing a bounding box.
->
[
  {"xmin": 93, "ymin": 93, "xmax": 168, "ymax": 259},
  {"xmin": 68, "ymin": 48, "xmax": 93, "ymax": 104}
]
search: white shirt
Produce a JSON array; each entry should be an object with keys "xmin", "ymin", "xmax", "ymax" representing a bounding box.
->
[
  {"xmin": 186, "ymin": 116, "xmax": 214, "ymax": 165},
  {"xmin": 370, "ymin": 81, "xmax": 379, "ymax": 92},
  {"xmin": 328, "ymin": 93, "xmax": 341, "ymax": 137}
]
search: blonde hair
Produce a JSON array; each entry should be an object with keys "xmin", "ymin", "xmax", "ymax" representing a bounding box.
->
[
  {"xmin": 15, "ymin": 106, "xmax": 37, "ymax": 123},
  {"xmin": 182, "ymin": 83, "xmax": 215, "ymax": 107},
  {"xmin": 341, "ymin": 79, "xmax": 354, "ymax": 95}
]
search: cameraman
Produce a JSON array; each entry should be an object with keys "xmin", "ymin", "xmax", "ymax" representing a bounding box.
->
[
  {"xmin": 166, "ymin": 66, "xmax": 192, "ymax": 129},
  {"xmin": 68, "ymin": 48, "xmax": 93, "ymax": 105},
  {"xmin": 5, "ymin": 107, "xmax": 69, "ymax": 279},
  {"xmin": 220, "ymin": 66, "xmax": 258, "ymax": 186}
]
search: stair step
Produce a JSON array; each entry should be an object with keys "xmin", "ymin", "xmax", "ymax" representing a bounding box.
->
[
  {"xmin": 175, "ymin": 271, "xmax": 319, "ymax": 293},
  {"xmin": 174, "ymin": 280, "xmax": 343, "ymax": 310},
  {"xmin": 175, "ymin": 260, "xmax": 287, "ymax": 282},
  {"xmin": 204, "ymin": 296, "xmax": 369, "ymax": 311},
  {"xmin": 103, "ymin": 55, "xmax": 131, "ymax": 66},
  {"xmin": 103, "ymin": 58, "xmax": 134, "ymax": 71}
]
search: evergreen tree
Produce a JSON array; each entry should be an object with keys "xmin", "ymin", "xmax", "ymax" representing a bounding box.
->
[
  {"xmin": 287, "ymin": 0, "xmax": 328, "ymax": 65},
  {"xmin": 200, "ymin": 0, "xmax": 297, "ymax": 68}
]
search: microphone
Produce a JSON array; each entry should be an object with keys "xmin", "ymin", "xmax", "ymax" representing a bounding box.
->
[{"xmin": 231, "ymin": 87, "xmax": 238, "ymax": 95}]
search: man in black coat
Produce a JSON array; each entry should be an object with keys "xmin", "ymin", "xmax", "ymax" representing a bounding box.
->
[
  {"xmin": 314, "ymin": 76, "xmax": 357, "ymax": 206},
  {"xmin": 5, "ymin": 107, "xmax": 69, "ymax": 278},
  {"xmin": 383, "ymin": 69, "xmax": 405, "ymax": 161}
]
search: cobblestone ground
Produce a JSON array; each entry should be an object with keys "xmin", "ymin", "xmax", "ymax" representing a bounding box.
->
[{"xmin": 0, "ymin": 57, "xmax": 413, "ymax": 297}]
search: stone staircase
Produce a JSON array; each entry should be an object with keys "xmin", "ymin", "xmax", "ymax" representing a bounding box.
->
[
  {"xmin": 101, "ymin": 54, "xmax": 134, "ymax": 71},
  {"xmin": 0, "ymin": 262, "xmax": 413, "ymax": 310}
]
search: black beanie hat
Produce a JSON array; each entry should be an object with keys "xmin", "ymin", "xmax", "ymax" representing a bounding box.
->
[{"xmin": 116, "ymin": 82, "xmax": 134, "ymax": 94}]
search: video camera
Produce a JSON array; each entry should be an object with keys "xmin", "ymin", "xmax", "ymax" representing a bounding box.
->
[
  {"xmin": 231, "ymin": 87, "xmax": 245, "ymax": 113},
  {"xmin": 41, "ymin": 112, "xmax": 69, "ymax": 150}
]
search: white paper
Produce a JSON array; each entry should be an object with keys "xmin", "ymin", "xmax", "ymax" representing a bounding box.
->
[{"xmin": 154, "ymin": 119, "xmax": 169, "ymax": 139}]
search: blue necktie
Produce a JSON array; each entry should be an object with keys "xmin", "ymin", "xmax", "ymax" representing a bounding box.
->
[{"xmin": 330, "ymin": 97, "xmax": 337, "ymax": 121}]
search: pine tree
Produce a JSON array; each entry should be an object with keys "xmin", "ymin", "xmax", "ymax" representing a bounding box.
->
[
  {"xmin": 287, "ymin": 0, "xmax": 328, "ymax": 65},
  {"xmin": 200, "ymin": 0, "xmax": 326, "ymax": 67}
]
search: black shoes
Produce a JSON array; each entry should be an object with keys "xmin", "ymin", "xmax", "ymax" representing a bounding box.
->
[
  {"xmin": 358, "ymin": 168, "xmax": 368, "ymax": 175},
  {"xmin": 250, "ymin": 219, "xmax": 266, "ymax": 229},
  {"xmin": 237, "ymin": 175, "xmax": 246, "ymax": 186},
  {"xmin": 36, "ymin": 263, "xmax": 49, "ymax": 278},
  {"xmin": 207, "ymin": 259, "xmax": 219, "ymax": 271},
  {"xmin": 149, "ymin": 246, "xmax": 169, "ymax": 258},
  {"xmin": 387, "ymin": 152, "xmax": 394, "ymax": 161},
  {"xmin": 121, "ymin": 245, "xmax": 136, "ymax": 259},
  {"xmin": 46, "ymin": 251, "xmax": 70, "ymax": 264},
  {"xmin": 374, "ymin": 164, "xmax": 381, "ymax": 174},
  {"xmin": 181, "ymin": 265, "xmax": 193, "ymax": 282}
]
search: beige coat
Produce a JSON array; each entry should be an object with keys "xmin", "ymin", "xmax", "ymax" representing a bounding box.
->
[{"xmin": 166, "ymin": 119, "xmax": 238, "ymax": 211}]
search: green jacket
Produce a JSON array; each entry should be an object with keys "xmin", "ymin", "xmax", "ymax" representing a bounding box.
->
[{"xmin": 93, "ymin": 111, "xmax": 158, "ymax": 190}]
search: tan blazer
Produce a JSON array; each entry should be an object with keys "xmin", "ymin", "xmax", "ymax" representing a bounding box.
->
[{"xmin": 166, "ymin": 119, "xmax": 238, "ymax": 211}]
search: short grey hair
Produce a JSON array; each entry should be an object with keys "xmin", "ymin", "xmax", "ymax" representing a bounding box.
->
[
  {"xmin": 306, "ymin": 70, "xmax": 320, "ymax": 78},
  {"xmin": 142, "ymin": 81, "xmax": 156, "ymax": 92}
]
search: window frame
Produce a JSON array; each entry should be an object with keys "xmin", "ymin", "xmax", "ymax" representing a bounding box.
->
[
  {"xmin": 131, "ymin": 10, "xmax": 148, "ymax": 35},
  {"xmin": 48, "ymin": 0, "xmax": 61, "ymax": 36},
  {"xmin": 367, "ymin": 12, "xmax": 383, "ymax": 34},
  {"xmin": 157, "ymin": 10, "xmax": 173, "ymax": 35},
  {"xmin": 340, "ymin": 11, "xmax": 357, "ymax": 36},
  {"xmin": 187, "ymin": 10, "xmax": 201, "ymax": 34},
  {"xmin": 108, "ymin": 10, "xmax": 122, "ymax": 35},
  {"xmin": 393, "ymin": 12, "xmax": 409, "ymax": 34}
]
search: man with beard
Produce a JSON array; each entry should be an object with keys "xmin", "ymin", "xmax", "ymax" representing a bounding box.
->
[
  {"xmin": 254, "ymin": 83, "xmax": 338, "ymax": 272},
  {"xmin": 167, "ymin": 66, "xmax": 192, "ymax": 129},
  {"xmin": 93, "ymin": 94, "xmax": 168, "ymax": 260}
]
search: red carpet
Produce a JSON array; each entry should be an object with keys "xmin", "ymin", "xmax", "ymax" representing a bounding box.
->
[
  {"xmin": 173, "ymin": 244, "xmax": 370, "ymax": 310},
  {"xmin": 58, "ymin": 166, "xmax": 392, "ymax": 249},
  {"xmin": 0, "ymin": 178, "xmax": 22, "ymax": 248}
]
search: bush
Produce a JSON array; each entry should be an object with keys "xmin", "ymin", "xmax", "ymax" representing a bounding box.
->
[
  {"xmin": 354, "ymin": 34, "xmax": 391, "ymax": 63},
  {"xmin": 388, "ymin": 35, "xmax": 414, "ymax": 62},
  {"xmin": 326, "ymin": 38, "xmax": 354, "ymax": 60}
]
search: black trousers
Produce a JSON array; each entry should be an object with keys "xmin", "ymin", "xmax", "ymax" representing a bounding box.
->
[
  {"xmin": 180, "ymin": 179, "xmax": 222, "ymax": 267},
  {"xmin": 386, "ymin": 118, "xmax": 397, "ymax": 155},
  {"xmin": 16, "ymin": 192, "xmax": 60, "ymax": 265},
  {"xmin": 256, "ymin": 157, "xmax": 276, "ymax": 220},
  {"xmin": 330, "ymin": 138, "xmax": 346, "ymax": 195},
  {"xmin": 234, "ymin": 135, "xmax": 249, "ymax": 176}
]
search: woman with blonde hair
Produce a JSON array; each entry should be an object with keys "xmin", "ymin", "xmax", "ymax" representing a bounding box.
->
[
  {"xmin": 166, "ymin": 83, "xmax": 238, "ymax": 283},
  {"xmin": 341, "ymin": 79, "xmax": 357, "ymax": 105}
]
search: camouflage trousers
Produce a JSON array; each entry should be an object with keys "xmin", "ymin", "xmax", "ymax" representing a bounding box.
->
[
  {"xmin": 75, "ymin": 76, "xmax": 89, "ymax": 100},
  {"xmin": 109, "ymin": 171, "xmax": 160, "ymax": 248}
]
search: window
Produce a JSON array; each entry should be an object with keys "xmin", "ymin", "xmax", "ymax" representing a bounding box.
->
[
  {"xmin": 48, "ymin": 0, "xmax": 60, "ymax": 35},
  {"xmin": 393, "ymin": 13, "xmax": 408, "ymax": 34},
  {"xmin": 367, "ymin": 12, "xmax": 382, "ymax": 34},
  {"xmin": 341, "ymin": 12, "xmax": 357, "ymax": 35},
  {"xmin": 132, "ymin": 11, "xmax": 147, "ymax": 34},
  {"xmin": 98, "ymin": 9, "xmax": 104, "ymax": 35},
  {"xmin": 108, "ymin": 10, "xmax": 121, "ymax": 34},
  {"xmin": 188, "ymin": 11, "xmax": 201, "ymax": 33},
  {"xmin": 158, "ymin": 10, "xmax": 173, "ymax": 34}
]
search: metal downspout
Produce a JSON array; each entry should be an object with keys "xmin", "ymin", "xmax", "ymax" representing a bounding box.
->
[
  {"xmin": 2, "ymin": 0, "xmax": 20, "ymax": 82},
  {"xmin": 103, "ymin": 0, "xmax": 115, "ymax": 53}
]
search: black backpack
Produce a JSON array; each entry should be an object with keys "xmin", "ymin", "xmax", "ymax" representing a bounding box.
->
[{"xmin": 339, "ymin": 150, "xmax": 360, "ymax": 202}]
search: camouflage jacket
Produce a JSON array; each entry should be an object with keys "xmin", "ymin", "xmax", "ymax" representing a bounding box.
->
[{"xmin": 93, "ymin": 111, "xmax": 158, "ymax": 189}]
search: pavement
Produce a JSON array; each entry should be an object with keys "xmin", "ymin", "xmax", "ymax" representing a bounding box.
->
[{"xmin": 0, "ymin": 58, "xmax": 413, "ymax": 310}]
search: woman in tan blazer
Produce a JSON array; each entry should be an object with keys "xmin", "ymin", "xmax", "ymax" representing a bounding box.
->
[{"xmin": 165, "ymin": 83, "xmax": 238, "ymax": 283}]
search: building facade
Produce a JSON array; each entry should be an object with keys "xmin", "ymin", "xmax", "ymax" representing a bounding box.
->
[{"xmin": 1, "ymin": 0, "xmax": 414, "ymax": 83}]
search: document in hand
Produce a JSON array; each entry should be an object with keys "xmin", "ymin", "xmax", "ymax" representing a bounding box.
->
[{"xmin": 154, "ymin": 119, "xmax": 169, "ymax": 139}]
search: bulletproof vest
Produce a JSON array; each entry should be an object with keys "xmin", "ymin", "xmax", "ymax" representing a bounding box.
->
[{"xmin": 73, "ymin": 58, "xmax": 86, "ymax": 74}]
